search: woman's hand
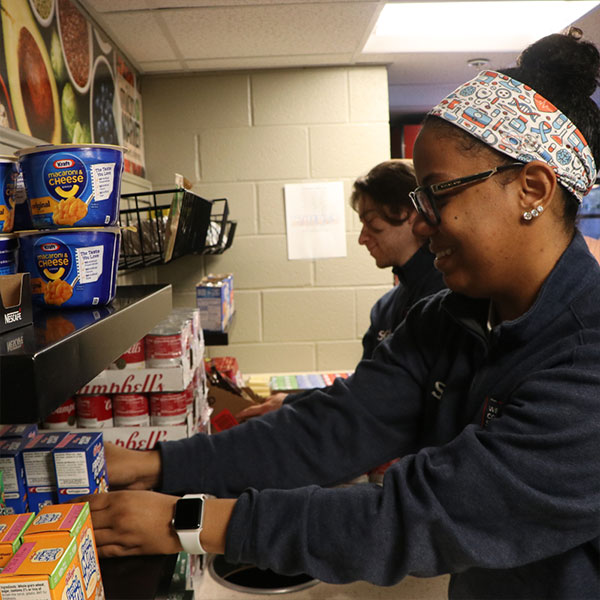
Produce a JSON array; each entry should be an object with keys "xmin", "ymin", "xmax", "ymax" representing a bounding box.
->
[
  {"xmin": 236, "ymin": 393, "xmax": 287, "ymax": 421},
  {"xmin": 104, "ymin": 442, "xmax": 161, "ymax": 490},
  {"xmin": 86, "ymin": 490, "xmax": 180, "ymax": 557},
  {"xmin": 84, "ymin": 490, "xmax": 237, "ymax": 558}
]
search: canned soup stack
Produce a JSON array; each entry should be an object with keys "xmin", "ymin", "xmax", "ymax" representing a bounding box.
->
[{"xmin": 14, "ymin": 144, "xmax": 125, "ymax": 308}]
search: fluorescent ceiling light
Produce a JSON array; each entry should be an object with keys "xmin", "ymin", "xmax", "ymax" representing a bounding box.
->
[{"xmin": 363, "ymin": 1, "xmax": 600, "ymax": 53}]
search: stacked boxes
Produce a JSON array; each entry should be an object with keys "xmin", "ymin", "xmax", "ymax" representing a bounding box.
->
[
  {"xmin": 0, "ymin": 512, "xmax": 35, "ymax": 568},
  {"xmin": 22, "ymin": 432, "xmax": 71, "ymax": 512},
  {"xmin": 24, "ymin": 503, "xmax": 104, "ymax": 600},
  {"xmin": 0, "ymin": 535, "xmax": 85, "ymax": 599}
]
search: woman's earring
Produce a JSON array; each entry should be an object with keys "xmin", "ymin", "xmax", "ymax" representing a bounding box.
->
[{"xmin": 523, "ymin": 205, "xmax": 544, "ymax": 221}]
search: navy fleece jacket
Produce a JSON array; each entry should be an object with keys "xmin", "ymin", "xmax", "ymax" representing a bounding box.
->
[
  {"xmin": 361, "ymin": 244, "xmax": 444, "ymax": 359},
  {"xmin": 159, "ymin": 232, "xmax": 600, "ymax": 600}
]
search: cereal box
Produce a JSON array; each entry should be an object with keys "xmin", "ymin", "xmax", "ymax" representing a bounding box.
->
[
  {"xmin": 0, "ymin": 425, "xmax": 38, "ymax": 441},
  {"xmin": 51, "ymin": 432, "xmax": 108, "ymax": 502},
  {"xmin": 0, "ymin": 439, "xmax": 28, "ymax": 514},
  {"xmin": 22, "ymin": 433, "xmax": 71, "ymax": 513},
  {"xmin": 0, "ymin": 513, "xmax": 35, "ymax": 568},
  {"xmin": 0, "ymin": 535, "xmax": 85, "ymax": 599},
  {"xmin": 23, "ymin": 503, "xmax": 104, "ymax": 600},
  {"xmin": 195, "ymin": 273, "xmax": 234, "ymax": 332}
]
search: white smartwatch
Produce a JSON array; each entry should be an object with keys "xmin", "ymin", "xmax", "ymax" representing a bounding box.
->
[{"xmin": 172, "ymin": 494, "xmax": 208, "ymax": 555}]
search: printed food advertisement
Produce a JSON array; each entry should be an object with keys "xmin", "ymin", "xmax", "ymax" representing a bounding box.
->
[{"xmin": 0, "ymin": 0, "xmax": 145, "ymax": 177}]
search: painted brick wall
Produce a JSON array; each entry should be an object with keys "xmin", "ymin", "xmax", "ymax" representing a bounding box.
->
[{"xmin": 138, "ymin": 65, "xmax": 392, "ymax": 374}]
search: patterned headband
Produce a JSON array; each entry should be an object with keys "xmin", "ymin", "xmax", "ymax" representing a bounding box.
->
[{"xmin": 429, "ymin": 70, "xmax": 597, "ymax": 203}]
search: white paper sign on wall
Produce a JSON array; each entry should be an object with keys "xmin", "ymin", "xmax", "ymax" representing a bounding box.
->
[{"xmin": 284, "ymin": 182, "xmax": 347, "ymax": 260}]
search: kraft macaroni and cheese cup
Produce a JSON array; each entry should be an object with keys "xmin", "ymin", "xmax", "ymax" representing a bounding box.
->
[
  {"xmin": 0, "ymin": 156, "xmax": 18, "ymax": 232},
  {"xmin": 16, "ymin": 143, "xmax": 124, "ymax": 229},
  {"xmin": 0, "ymin": 234, "xmax": 18, "ymax": 274},
  {"xmin": 18, "ymin": 227, "xmax": 120, "ymax": 308}
]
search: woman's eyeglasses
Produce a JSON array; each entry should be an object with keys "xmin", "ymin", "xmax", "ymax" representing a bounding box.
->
[{"xmin": 409, "ymin": 163, "xmax": 524, "ymax": 226}]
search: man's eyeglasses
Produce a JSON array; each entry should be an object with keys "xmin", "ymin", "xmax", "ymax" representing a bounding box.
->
[{"xmin": 409, "ymin": 163, "xmax": 524, "ymax": 226}]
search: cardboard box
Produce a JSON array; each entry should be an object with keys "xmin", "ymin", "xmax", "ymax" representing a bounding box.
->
[
  {"xmin": 78, "ymin": 361, "xmax": 195, "ymax": 395},
  {"xmin": 196, "ymin": 273, "xmax": 234, "ymax": 332},
  {"xmin": 0, "ymin": 512, "xmax": 35, "ymax": 568},
  {"xmin": 41, "ymin": 412, "xmax": 194, "ymax": 451},
  {"xmin": 0, "ymin": 273, "xmax": 32, "ymax": 335},
  {"xmin": 22, "ymin": 432, "xmax": 71, "ymax": 512},
  {"xmin": 51, "ymin": 432, "xmax": 108, "ymax": 502},
  {"xmin": 23, "ymin": 503, "xmax": 104, "ymax": 600},
  {"xmin": 0, "ymin": 438, "xmax": 29, "ymax": 513},
  {"xmin": 0, "ymin": 535, "xmax": 85, "ymax": 599},
  {"xmin": 206, "ymin": 383, "xmax": 261, "ymax": 432}
]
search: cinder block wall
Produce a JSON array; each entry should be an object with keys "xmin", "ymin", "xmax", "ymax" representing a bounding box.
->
[{"xmin": 139, "ymin": 66, "xmax": 392, "ymax": 374}]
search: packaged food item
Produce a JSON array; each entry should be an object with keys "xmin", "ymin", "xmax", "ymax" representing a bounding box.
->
[
  {"xmin": 0, "ymin": 535, "xmax": 85, "ymax": 599},
  {"xmin": 76, "ymin": 394, "xmax": 113, "ymax": 428},
  {"xmin": 51, "ymin": 432, "xmax": 108, "ymax": 502},
  {"xmin": 195, "ymin": 273, "xmax": 234, "ymax": 332},
  {"xmin": 22, "ymin": 432, "xmax": 72, "ymax": 512},
  {"xmin": 42, "ymin": 398, "xmax": 76, "ymax": 429},
  {"xmin": 16, "ymin": 143, "xmax": 124, "ymax": 229},
  {"xmin": 150, "ymin": 390, "xmax": 188, "ymax": 426},
  {"xmin": 18, "ymin": 226, "xmax": 120, "ymax": 308},
  {"xmin": 0, "ymin": 438, "xmax": 28, "ymax": 513},
  {"xmin": 109, "ymin": 338, "xmax": 145, "ymax": 369},
  {"xmin": 112, "ymin": 393, "xmax": 150, "ymax": 426},
  {"xmin": 145, "ymin": 318, "xmax": 189, "ymax": 368},
  {"xmin": 0, "ymin": 512, "xmax": 35, "ymax": 568},
  {"xmin": 0, "ymin": 424, "xmax": 38, "ymax": 441},
  {"xmin": 23, "ymin": 502, "xmax": 104, "ymax": 600},
  {"xmin": 0, "ymin": 156, "xmax": 18, "ymax": 233},
  {"xmin": 0, "ymin": 234, "xmax": 18, "ymax": 274}
]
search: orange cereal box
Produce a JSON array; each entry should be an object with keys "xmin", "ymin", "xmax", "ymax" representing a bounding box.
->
[
  {"xmin": 23, "ymin": 503, "xmax": 104, "ymax": 600},
  {"xmin": 0, "ymin": 535, "xmax": 85, "ymax": 600},
  {"xmin": 0, "ymin": 513, "xmax": 35, "ymax": 569}
]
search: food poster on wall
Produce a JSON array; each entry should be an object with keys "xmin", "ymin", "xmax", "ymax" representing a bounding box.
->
[{"xmin": 0, "ymin": 0, "xmax": 146, "ymax": 177}]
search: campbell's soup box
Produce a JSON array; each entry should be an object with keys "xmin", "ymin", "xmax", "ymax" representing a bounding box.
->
[
  {"xmin": 0, "ymin": 512, "xmax": 35, "ymax": 568},
  {"xmin": 0, "ymin": 438, "xmax": 28, "ymax": 514},
  {"xmin": 22, "ymin": 432, "xmax": 71, "ymax": 512},
  {"xmin": 16, "ymin": 144, "xmax": 124, "ymax": 229},
  {"xmin": 18, "ymin": 227, "xmax": 120, "ymax": 308},
  {"xmin": 0, "ymin": 535, "xmax": 85, "ymax": 600},
  {"xmin": 51, "ymin": 432, "xmax": 108, "ymax": 503},
  {"xmin": 24, "ymin": 502, "xmax": 104, "ymax": 600}
]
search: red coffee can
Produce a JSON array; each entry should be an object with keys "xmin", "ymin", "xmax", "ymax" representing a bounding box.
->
[
  {"xmin": 150, "ymin": 390, "xmax": 188, "ymax": 426},
  {"xmin": 76, "ymin": 395, "xmax": 113, "ymax": 428},
  {"xmin": 113, "ymin": 393, "xmax": 150, "ymax": 427},
  {"xmin": 43, "ymin": 398, "xmax": 76, "ymax": 429},
  {"xmin": 110, "ymin": 339, "xmax": 146, "ymax": 370}
]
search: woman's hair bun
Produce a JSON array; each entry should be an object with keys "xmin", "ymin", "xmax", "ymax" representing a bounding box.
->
[{"xmin": 516, "ymin": 30, "xmax": 600, "ymax": 99}]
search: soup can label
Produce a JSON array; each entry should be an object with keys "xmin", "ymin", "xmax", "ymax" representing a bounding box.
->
[
  {"xmin": 150, "ymin": 391, "xmax": 187, "ymax": 426},
  {"xmin": 76, "ymin": 394, "xmax": 113, "ymax": 428},
  {"xmin": 113, "ymin": 394, "xmax": 149, "ymax": 427},
  {"xmin": 43, "ymin": 398, "xmax": 76, "ymax": 429},
  {"xmin": 145, "ymin": 332, "xmax": 185, "ymax": 367},
  {"xmin": 110, "ymin": 339, "xmax": 145, "ymax": 370}
]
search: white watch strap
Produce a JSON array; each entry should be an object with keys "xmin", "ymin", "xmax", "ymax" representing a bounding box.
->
[{"xmin": 175, "ymin": 494, "xmax": 208, "ymax": 555}]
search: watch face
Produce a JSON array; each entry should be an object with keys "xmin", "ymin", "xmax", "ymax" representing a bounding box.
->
[{"xmin": 173, "ymin": 497, "xmax": 203, "ymax": 530}]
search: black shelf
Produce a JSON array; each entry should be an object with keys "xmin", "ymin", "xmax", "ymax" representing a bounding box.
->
[{"xmin": 0, "ymin": 284, "xmax": 172, "ymax": 424}]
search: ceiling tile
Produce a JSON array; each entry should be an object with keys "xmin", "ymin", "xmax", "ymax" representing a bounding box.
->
[{"xmin": 158, "ymin": 4, "xmax": 378, "ymax": 60}]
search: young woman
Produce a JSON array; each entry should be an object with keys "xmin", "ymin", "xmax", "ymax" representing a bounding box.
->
[{"xmin": 86, "ymin": 31, "xmax": 600, "ymax": 600}]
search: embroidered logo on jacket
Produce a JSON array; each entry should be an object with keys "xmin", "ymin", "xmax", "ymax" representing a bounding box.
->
[
  {"xmin": 377, "ymin": 329, "xmax": 392, "ymax": 342},
  {"xmin": 431, "ymin": 381, "xmax": 446, "ymax": 400},
  {"xmin": 481, "ymin": 397, "xmax": 504, "ymax": 428}
]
